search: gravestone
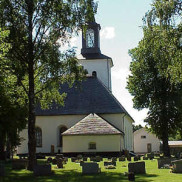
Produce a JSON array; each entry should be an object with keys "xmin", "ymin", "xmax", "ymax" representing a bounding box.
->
[
  {"xmin": 157, "ymin": 158, "xmax": 174, "ymax": 169},
  {"xmin": 143, "ymin": 156, "xmax": 148, "ymax": 160},
  {"xmin": 128, "ymin": 172, "xmax": 135, "ymax": 181},
  {"xmin": 127, "ymin": 156, "xmax": 131, "ymax": 161},
  {"xmin": 83, "ymin": 157, "xmax": 87, "ymax": 161},
  {"xmin": 171, "ymin": 159, "xmax": 182, "ymax": 173},
  {"xmin": 119, "ymin": 156, "xmax": 125, "ymax": 161},
  {"xmin": 52, "ymin": 158, "xmax": 57, "ymax": 165},
  {"xmin": 95, "ymin": 156, "xmax": 102, "ymax": 162},
  {"xmin": 47, "ymin": 157, "xmax": 52, "ymax": 163},
  {"xmin": 71, "ymin": 157, "xmax": 76, "ymax": 162},
  {"xmin": 57, "ymin": 159, "xmax": 63, "ymax": 168},
  {"xmin": 104, "ymin": 161, "xmax": 116, "ymax": 166},
  {"xmin": 33, "ymin": 164, "xmax": 52, "ymax": 176},
  {"xmin": 82, "ymin": 162, "xmax": 101, "ymax": 174},
  {"xmin": 56, "ymin": 154, "xmax": 63, "ymax": 160},
  {"xmin": 134, "ymin": 156, "xmax": 138, "ymax": 161},
  {"xmin": 112, "ymin": 157, "xmax": 117, "ymax": 162},
  {"xmin": 128, "ymin": 161, "xmax": 146, "ymax": 174},
  {"xmin": 0, "ymin": 164, "xmax": 5, "ymax": 176},
  {"xmin": 12, "ymin": 159, "xmax": 28, "ymax": 170}
]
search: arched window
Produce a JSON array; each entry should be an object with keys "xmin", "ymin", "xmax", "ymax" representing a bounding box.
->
[
  {"xmin": 35, "ymin": 127, "xmax": 42, "ymax": 147},
  {"xmin": 59, "ymin": 126, "xmax": 67, "ymax": 147}
]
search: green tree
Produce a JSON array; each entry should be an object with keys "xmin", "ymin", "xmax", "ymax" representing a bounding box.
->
[
  {"xmin": 145, "ymin": 0, "xmax": 182, "ymax": 83},
  {"xmin": 0, "ymin": 29, "xmax": 27, "ymax": 160},
  {"xmin": 127, "ymin": 26, "xmax": 182, "ymax": 157},
  {"xmin": 132, "ymin": 124, "xmax": 143, "ymax": 132},
  {"xmin": 0, "ymin": 0, "xmax": 97, "ymax": 170}
]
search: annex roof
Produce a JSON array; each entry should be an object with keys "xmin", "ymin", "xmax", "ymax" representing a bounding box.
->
[
  {"xmin": 62, "ymin": 113, "xmax": 122, "ymax": 136},
  {"xmin": 168, "ymin": 141, "xmax": 182, "ymax": 146},
  {"xmin": 36, "ymin": 76, "xmax": 131, "ymax": 117}
]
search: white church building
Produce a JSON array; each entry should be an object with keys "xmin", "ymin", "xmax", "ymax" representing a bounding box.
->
[{"xmin": 18, "ymin": 21, "xmax": 134, "ymax": 155}]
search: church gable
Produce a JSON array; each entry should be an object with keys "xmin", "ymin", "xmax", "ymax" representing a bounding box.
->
[{"xmin": 62, "ymin": 113, "xmax": 122, "ymax": 136}]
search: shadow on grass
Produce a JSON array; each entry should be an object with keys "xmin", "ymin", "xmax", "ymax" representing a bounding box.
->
[{"xmin": 0, "ymin": 167, "xmax": 159, "ymax": 182}]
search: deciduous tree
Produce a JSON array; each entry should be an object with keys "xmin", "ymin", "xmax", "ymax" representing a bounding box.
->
[{"xmin": 0, "ymin": 0, "xmax": 97, "ymax": 170}]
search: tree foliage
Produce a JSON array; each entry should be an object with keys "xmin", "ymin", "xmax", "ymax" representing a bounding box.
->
[
  {"xmin": 145, "ymin": 0, "xmax": 182, "ymax": 83},
  {"xmin": 0, "ymin": 0, "xmax": 97, "ymax": 169},
  {"xmin": 0, "ymin": 29, "xmax": 27, "ymax": 160},
  {"xmin": 127, "ymin": 0, "xmax": 182, "ymax": 156}
]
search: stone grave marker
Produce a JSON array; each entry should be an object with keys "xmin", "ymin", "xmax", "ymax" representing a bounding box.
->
[
  {"xmin": 33, "ymin": 164, "xmax": 52, "ymax": 176},
  {"xmin": 128, "ymin": 161, "xmax": 146, "ymax": 174},
  {"xmin": 12, "ymin": 159, "xmax": 28, "ymax": 170},
  {"xmin": 0, "ymin": 164, "xmax": 5, "ymax": 176},
  {"xmin": 171, "ymin": 159, "xmax": 182, "ymax": 173}
]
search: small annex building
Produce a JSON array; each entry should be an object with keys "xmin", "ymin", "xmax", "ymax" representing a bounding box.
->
[
  {"xmin": 17, "ymin": 20, "xmax": 134, "ymax": 155},
  {"xmin": 134, "ymin": 128, "xmax": 160, "ymax": 154}
]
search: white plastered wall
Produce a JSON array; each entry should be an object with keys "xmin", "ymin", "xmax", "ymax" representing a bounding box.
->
[
  {"xmin": 134, "ymin": 128, "xmax": 160, "ymax": 153},
  {"xmin": 100, "ymin": 113, "xmax": 134, "ymax": 151},
  {"xmin": 63, "ymin": 134, "xmax": 123, "ymax": 153},
  {"xmin": 17, "ymin": 115, "xmax": 87, "ymax": 154},
  {"xmin": 78, "ymin": 59, "xmax": 112, "ymax": 91},
  {"xmin": 17, "ymin": 113, "xmax": 133, "ymax": 154}
]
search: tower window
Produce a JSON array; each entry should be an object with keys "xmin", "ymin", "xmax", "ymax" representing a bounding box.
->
[
  {"xmin": 89, "ymin": 142, "xmax": 96, "ymax": 149},
  {"xmin": 92, "ymin": 71, "xmax": 97, "ymax": 77},
  {"xmin": 35, "ymin": 127, "xmax": 42, "ymax": 147},
  {"xmin": 141, "ymin": 135, "xmax": 146, "ymax": 139}
]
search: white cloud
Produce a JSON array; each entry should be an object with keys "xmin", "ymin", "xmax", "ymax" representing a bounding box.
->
[{"xmin": 100, "ymin": 27, "xmax": 115, "ymax": 39}]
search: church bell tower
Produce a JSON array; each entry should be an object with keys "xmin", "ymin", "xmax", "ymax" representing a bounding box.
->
[{"xmin": 78, "ymin": 21, "xmax": 113, "ymax": 91}]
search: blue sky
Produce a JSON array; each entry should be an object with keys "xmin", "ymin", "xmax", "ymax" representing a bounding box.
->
[{"xmin": 71, "ymin": 0, "xmax": 154, "ymax": 125}]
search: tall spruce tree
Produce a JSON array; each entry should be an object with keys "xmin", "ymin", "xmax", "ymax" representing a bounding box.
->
[{"xmin": 0, "ymin": 0, "xmax": 97, "ymax": 170}]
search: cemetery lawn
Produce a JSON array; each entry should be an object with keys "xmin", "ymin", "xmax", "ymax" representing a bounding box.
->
[{"xmin": 0, "ymin": 158, "xmax": 182, "ymax": 182}]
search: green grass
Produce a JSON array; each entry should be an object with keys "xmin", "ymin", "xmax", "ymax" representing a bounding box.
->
[{"xmin": 0, "ymin": 158, "xmax": 182, "ymax": 182}]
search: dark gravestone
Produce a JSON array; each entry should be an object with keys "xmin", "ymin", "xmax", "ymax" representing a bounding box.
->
[
  {"xmin": 171, "ymin": 159, "xmax": 182, "ymax": 173},
  {"xmin": 57, "ymin": 159, "xmax": 63, "ymax": 168},
  {"xmin": 80, "ymin": 161, "xmax": 84, "ymax": 166},
  {"xmin": 134, "ymin": 156, "xmax": 138, "ymax": 161},
  {"xmin": 12, "ymin": 160, "xmax": 28, "ymax": 170},
  {"xmin": 95, "ymin": 156, "xmax": 102, "ymax": 162},
  {"xmin": 71, "ymin": 157, "xmax": 76, "ymax": 162},
  {"xmin": 127, "ymin": 156, "xmax": 131, "ymax": 161},
  {"xmin": 112, "ymin": 157, "xmax": 117, "ymax": 162},
  {"xmin": 104, "ymin": 161, "xmax": 116, "ymax": 166},
  {"xmin": 33, "ymin": 164, "xmax": 52, "ymax": 176},
  {"xmin": 83, "ymin": 157, "xmax": 87, "ymax": 161},
  {"xmin": 56, "ymin": 154, "xmax": 64, "ymax": 160},
  {"xmin": 143, "ymin": 157, "xmax": 148, "ymax": 160},
  {"xmin": 0, "ymin": 164, "xmax": 5, "ymax": 176},
  {"xmin": 52, "ymin": 158, "xmax": 57, "ymax": 165},
  {"xmin": 157, "ymin": 158, "xmax": 174, "ymax": 169},
  {"xmin": 36, "ymin": 155, "xmax": 45, "ymax": 159},
  {"xmin": 128, "ymin": 161, "xmax": 146, "ymax": 174},
  {"xmin": 82, "ymin": 162, "xmax": 101, "ymax": 174},
  {"xmin": 47, "ymin": 157, "xmax": 52, "ymax": 163},
  {"xmin": 128, "ymin": 172, "xmax": 135, "ymax": 181},
  {"xmin": 119, "ymin": 156, "xmax": 125, "ymax": 161}
]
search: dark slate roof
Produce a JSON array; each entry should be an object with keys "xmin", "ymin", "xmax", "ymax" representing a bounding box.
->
[
  {"xmin": 78, "ymin": 53, "xmax": 113, "ymax": 66},
  {"xmin": 79, "ymin": 53, "xmax": 112, "ymax": 60},
  {"xmin": 62, "ymin": 113, "xmax": 122, "ymax": 135},
  {"xmin": 36, "ymin": 76, "xmax": 129, "ymax": 116}
]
